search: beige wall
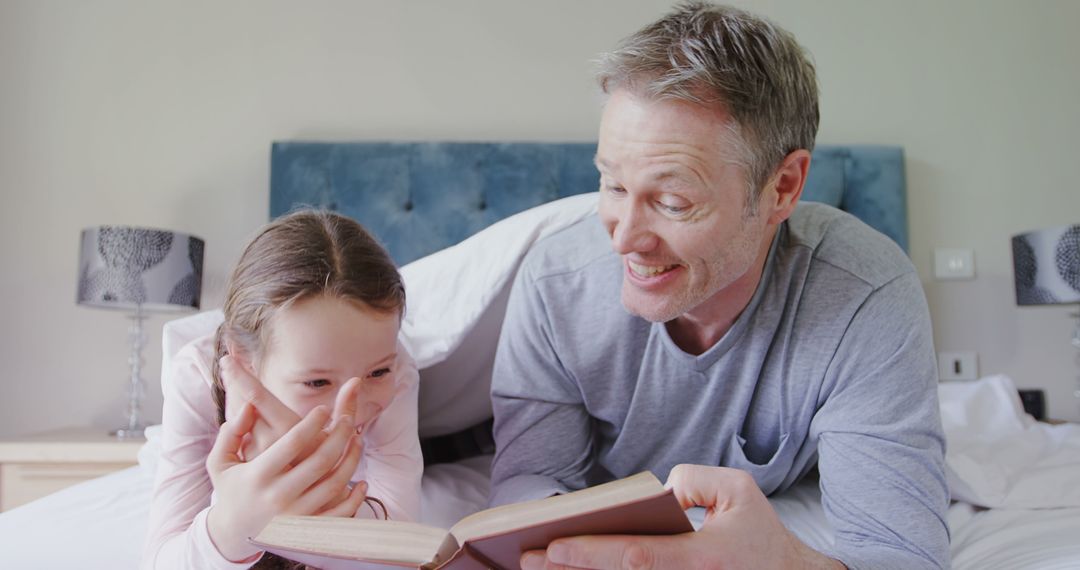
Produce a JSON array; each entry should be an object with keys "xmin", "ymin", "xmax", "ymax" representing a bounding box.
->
[{"xmin": 1, "ymin": 0, "xmax": 1078, "ymax": 437}]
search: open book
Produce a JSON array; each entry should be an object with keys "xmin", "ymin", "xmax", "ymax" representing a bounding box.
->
[{"xmin": 250, "ymin": 471, "xmax": 693, "ymax": 570}]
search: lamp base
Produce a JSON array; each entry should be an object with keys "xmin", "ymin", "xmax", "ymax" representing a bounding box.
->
[
  {"xmin": 1072, "ymin": 311, "xmax": 1080, "ymax": 406},
  {"xmin": 115, "ymin": 307, "xmax": 149, "ymax": 442},
  {"xmin": 111, "ymin": 426, "xmax": 146, "ymax": 440}
]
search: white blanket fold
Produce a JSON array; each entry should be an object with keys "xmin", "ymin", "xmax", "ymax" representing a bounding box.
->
[
  {"xmin": 939, "ymin": 374, "xmax": 1080, "ymax": 508},
  {"xmin": 400, "ymin": 193, "xmax": 598, "ymax": 437}
]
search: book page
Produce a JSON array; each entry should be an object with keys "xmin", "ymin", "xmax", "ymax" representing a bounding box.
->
[
  {"xmin": 252, "ymin": 516, "xmax": 452, "ymax": 565},
  {"xmin": 448, "ymin": 472, "xmax": 668, "ymax": 543}
]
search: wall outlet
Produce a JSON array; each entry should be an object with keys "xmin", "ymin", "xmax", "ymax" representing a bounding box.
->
[
  {"xmin": 934, "ymin": 248, "xmax": 976, "ymax": 280},
  {"xmin": 938, "ymin": 351, "xmax": 978, "ymax": 381}
]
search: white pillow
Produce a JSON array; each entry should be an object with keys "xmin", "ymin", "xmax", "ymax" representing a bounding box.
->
[
  {"xmin": 401, "ymin": 193, "xmax": 598, "ymax": 437},
  {"xmin": 160, "ymin": 309, "xmax": 223, "ymax": 393}
]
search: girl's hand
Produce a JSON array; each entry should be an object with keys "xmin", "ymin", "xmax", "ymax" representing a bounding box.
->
[
  {"xmin": 220, "ymin": 355, "xmax": 364, "ymax": 462},
  {"xmin": 205, "ymin": 402, "xmax": 369, "ymax": 562}
]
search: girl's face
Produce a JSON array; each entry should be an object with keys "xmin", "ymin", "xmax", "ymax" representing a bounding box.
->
[{"xmin": 255, "ymin": 294, "xmax": 401, "ymax": 430}]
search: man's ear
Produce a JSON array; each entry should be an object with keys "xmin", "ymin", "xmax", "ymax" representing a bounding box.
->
[{"xmin": 762, "ymin": 149, "xmax": 811, "ymax": 225}]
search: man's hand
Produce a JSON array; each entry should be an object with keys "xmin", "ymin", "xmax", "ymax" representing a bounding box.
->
[
  {"xmin": 220, "ymin": 355, "xmax": 363, "ymax": 462},
  {"xmin": 520, "ymin": 464, "xmax": 844, "ymax": 570}
]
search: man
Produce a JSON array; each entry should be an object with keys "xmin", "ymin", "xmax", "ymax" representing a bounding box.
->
[{"xmin": 490, "ymin": 3, "xmax": 949, "ymax": 569}]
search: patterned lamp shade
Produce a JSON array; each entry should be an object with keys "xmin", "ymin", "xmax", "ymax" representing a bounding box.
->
[
  {"xmin": 77, "ymin": 226, "xmax": 205, "ymax": 312},
  {"xmin": 1011, "ymin": 224, "xmax": 1080, "ymax": 306}
]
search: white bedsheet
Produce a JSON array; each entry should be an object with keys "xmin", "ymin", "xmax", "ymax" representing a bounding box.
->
[
  {"xmin": 0, "ymin": 466, "xmax": 151, "ymax": 569},
  {"xmin": 2, "ymin": 453, "xmax": 1080, "ymax": 568},
  {"xmin": 3, "ymin": 375, "xmax": 1080, "ymax": 569},
  {"xmin": 0, "ymin": 453, "xmax": 496, "ymax": 568},
  {"xmin": 949, "ymin": 503, "xmax": 1080, "ymax": 570}
]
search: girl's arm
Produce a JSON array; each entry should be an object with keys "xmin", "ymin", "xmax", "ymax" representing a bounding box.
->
[
  {"xmin": 143, "ymin": 334, "xmax": 368, "ymax": 568},
  {"xmin": 355, "ymin": 344, "xmax": 423, "ymax": 522},
  {"xmin": 140, "ymin": 334, "xmax": 260, "ymax": 570}
]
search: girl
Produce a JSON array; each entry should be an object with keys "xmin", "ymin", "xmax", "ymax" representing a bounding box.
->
[{"xmin": 142, "ymin": 210, "xmax": 422, "ymax": 569}]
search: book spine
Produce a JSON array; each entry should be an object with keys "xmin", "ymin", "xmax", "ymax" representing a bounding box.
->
[
  {"xmin": 433, "ymin": 544, "xmax": 499, "ymax": 570},
  {"xmin": 464, "ymin": 544, "xmax": 502, "ymax": 570}
]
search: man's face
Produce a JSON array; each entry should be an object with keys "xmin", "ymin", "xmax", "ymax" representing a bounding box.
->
[{"xmin": 596, "ymin": 89, "xmax": 771, "ymax": 323}]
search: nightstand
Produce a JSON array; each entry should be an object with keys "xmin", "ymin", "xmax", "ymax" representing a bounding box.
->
[{"xmin": 0, "ymin": 427, "xmax": 143, "ymax": 512}]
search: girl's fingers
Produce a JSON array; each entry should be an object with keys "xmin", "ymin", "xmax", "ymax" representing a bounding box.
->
[
  {"xmin": 332, "ymin": 377, "xmax": 363, "ymax": 425},
  {"xmin": 285, "ymin": 429, "xmax": 360, "ymax": 513},
  {"xmin": 249, "ymin": 415, "xmax": 322, "ymax": 463},
  {"xmin": 238, "ymin": 431, "xmax": 254, "ymax": 463},
  {"xmin": 278, "ymin": 413, "xmax": 356, "ymax": 492},
  {"xmin": 318, "ymin": 481, "xmax": 369, "ymax": 518},
  {"xmin": 300, "ymin": 440, "xmax": 362, "ymax": 516},
  {"xmin": 206, "ymin": 402, "xmax": 255, "ymax": 476},
  {"xmin": 221, "ymin": 355, "xmax": 301, "ymax": 433},
  {"xmin": 331, "ymin": 433, "xmax": 364, "ymax": 474},
  {"xmin": 220, "ymin": 355, "xmax": 245, "ymax": 423},
  {"xmin": 253, "ymin": 405, "xmax": 332, "ymax": 474}
]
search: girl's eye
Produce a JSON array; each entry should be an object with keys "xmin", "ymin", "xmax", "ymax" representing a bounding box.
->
[
  {"xmin": 303, "ymin": 379, "xmax": 332, "ymax": 389},
  {"xmin": 370, "ymin": 368, "xmax": 392, "ymax": 379}
]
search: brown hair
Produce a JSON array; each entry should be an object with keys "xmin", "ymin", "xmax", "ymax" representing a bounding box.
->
[
  {"xmin": 596, "ymin": 1, "xmax": 819, "ymax": 205},
  {"xmin": 214, "ymin": 210, "xmax": 403, "ymax": 570},
  {"xmin": 210, "ymin": 209, "xmax": 406, "ymax": 426}
]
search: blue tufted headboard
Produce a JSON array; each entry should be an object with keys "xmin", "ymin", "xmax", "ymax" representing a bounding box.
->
[{"xmin": 270, "ymin": 142, "xmax": 907, "ymax": 264}]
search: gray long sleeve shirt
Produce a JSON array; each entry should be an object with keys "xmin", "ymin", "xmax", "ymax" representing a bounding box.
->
[{"xmin": 490, "ymin": 202, "xmax": 950, "ymax": 569}]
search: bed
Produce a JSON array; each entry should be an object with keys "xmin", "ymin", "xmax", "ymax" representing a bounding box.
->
[{"xmin": 1, "ymin": 142, "xmax": 1078, "ymax": 569}]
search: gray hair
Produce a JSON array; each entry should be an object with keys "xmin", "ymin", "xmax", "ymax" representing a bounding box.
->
[{"xmin": 596, "ymin": 1, "xmax": 819, "ymax": 203}]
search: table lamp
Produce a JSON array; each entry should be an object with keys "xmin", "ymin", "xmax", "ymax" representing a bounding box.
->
[
  {"xmin": 77, "ymin": 226, "xmax": 205, "ymax": 438},
  {"xmin": 1011, "ymin": 223, "xmax": 1080, "ymax": 413}
]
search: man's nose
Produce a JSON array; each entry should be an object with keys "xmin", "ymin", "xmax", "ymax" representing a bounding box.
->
[{"xmin": 608, "ymin": 202, "xmax": 657, "ymax": 255}]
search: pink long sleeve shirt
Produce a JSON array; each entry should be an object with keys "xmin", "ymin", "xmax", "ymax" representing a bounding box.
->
[{"xmin": 141, "ymin": 333, "xmax": 423, "ymax": 569}]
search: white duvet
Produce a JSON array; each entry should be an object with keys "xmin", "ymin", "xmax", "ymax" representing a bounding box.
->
[
  {"xmin": 941, "ymin": 374, "xmax": 1080, "ymax": 509},
  {"xmin": 2, "ymin": 401, "xmax": 1079, "ymax": 570}
]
